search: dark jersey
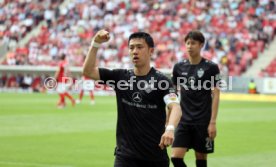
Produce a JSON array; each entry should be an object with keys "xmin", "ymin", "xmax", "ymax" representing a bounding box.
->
[
  {"xmin": 99, "ymin": 67, "xmax": 176, "ymax": 161},
  {"xmin": 172, "ymin": 58, "xmax": 220, "ymax": 125}
]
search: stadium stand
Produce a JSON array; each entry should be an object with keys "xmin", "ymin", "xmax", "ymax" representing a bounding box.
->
[
  {"xmin": 0, "ymin": 73, "xmax": 45, "ymax": 92},
  {"xmin": 1, "ymin": 0, "xmax": 276, "ymax": 78},
  {"xmin": 0, "ymin": 0, "xmax": 64, "ymax": 51},
  {"xmin": 260, "ymin": 57, "xmax": 276, "ymax": 77}
]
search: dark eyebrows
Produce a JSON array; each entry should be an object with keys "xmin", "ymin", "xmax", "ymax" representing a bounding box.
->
[
  {"xmin": 129, "ymin": 43, "xmax": 144, "ymax": 47},
  {"xmin": 185, "ymin": 39, "xmax": 198, "ymax": 44}
]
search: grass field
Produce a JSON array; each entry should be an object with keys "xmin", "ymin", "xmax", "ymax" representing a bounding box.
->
[{"xmin": 0, "ymin": 93, "xmax": 276, "ymax": 167}]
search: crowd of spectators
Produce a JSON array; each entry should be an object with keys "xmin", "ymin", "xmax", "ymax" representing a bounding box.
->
[
  {"xmin": 259, "ymin": 57, "xmax": 276, "ymax": 77},
  {"xmin": 0, "ymin": 73, "xmax": 114, "ymax": 93},
  {"xmin": 0, "ymin": 73, "xmax": 46, "ymax": 92},
  {"xmin": 0, "ymin": 0, "xmax": 64, "ymax": 50},
  {"xmin": 1, "ymin": 0, "xmax": 276, "ymax": 76}
]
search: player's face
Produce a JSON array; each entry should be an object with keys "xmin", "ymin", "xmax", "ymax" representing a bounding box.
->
[
  {"xmin": 129, "ymin": 38, "xmax": 153, "ymax": 68},
  {"xmin": 185, "ymin": 38, "xmax": 203, "ymax": 58}
]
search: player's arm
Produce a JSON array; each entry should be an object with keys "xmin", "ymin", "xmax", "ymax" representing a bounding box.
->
[
  {"xmin": 208, "ymin": 86, "xmax": 220, "ymax": 140},
  {"xmin": 165, "ymin": 64, "xmax": 181, "ymax": 126},
  {"xmin": 54, "ymin": 68, "xmax": 60, "ymax": 80},
  {"xmin": 209, "ymin": 66, "xmax": 221, "ymax": 140},
  {"xmin": 165, "ymin": 86, "xmax": 180, "ymax": 126},
  {"xmin": 166, "ymin": 102, "xmax": 182, "ymax": 130},
  {"xmin": 159, "ymin": 93, "xmax": 182, "ymax": 150},
  {"xmin": 83, "ymin": 30, "xmax": 110, "ymax": 81}
]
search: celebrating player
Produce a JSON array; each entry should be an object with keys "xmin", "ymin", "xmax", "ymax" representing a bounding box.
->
[{"xmin": 83, "ymin": 30, "xmax": 182, "ymax": 167}]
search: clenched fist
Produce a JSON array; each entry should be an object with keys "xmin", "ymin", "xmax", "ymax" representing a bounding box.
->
[{"xmin": 93, "ymin": 29, "xmax": 110, "ymax": 44}]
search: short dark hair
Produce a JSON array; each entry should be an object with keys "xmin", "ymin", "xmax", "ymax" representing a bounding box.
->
[
  {"xmin": 128, "ymin": 32, "xmax": 154, "ymax": 48},
  {"xmin": 184, "ymin": 30, "xmax": 205, "ymax": 44},
  {"xmin": 61, "ymin": 53, "xmax": 66, "ymax": 60}
]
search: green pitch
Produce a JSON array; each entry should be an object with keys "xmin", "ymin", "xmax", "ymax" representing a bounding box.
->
[{"xmin": 0, "ymin": 93, "xmax": 276, "ymax": 167}]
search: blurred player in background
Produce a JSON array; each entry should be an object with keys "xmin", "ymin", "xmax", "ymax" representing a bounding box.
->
[
  {"xmin": 171, "ymin": 30, "xmax": 220, "ymax": 167},
  {"xmin": 83, "ymin": 29, "xmax": 182, "ymax": 167},
  {"xmin": 54, "ymin": 54, "xmax": 75, "ymax": 108},
  {"xmin": 76, "ymin": 76, "xmax": 95, "ymax": 105}
]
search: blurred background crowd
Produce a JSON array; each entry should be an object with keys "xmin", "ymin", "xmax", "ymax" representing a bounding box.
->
[{"xmin": 0, "ymin": 0, "xmax": 276, "ymax": 91}]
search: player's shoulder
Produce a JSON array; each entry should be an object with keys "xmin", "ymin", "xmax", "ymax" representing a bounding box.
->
[
  {"xmin": 201, "ymin": 59, "xmax": 220, "ymax": 74},
  {"xmin": 101, "ymin": 68, "xmax": 130, "ymax": 78},
  {"xmin": 154, "ymin": 68, "xmax": 166, "ymax": 77},
  {"xmin": 172, "ymin": 59, "xmax": 189, "ymax": 72},
  {"xmin": 58, "ymin": 61, "xmax": 63, "ymax": 66},
  {"xmin": 202, "ymin": 58, "xmax": 218, "ymax": 67},
  {"xmin": 153, "ymin": 68, "xmax": 170, "ymax": 81},
  {"xmin": 60, "ymin": 60, "xmax": 68, "ymax": 67},
  {"xmin": 118, "ymin": 68, "xmax": 138, "ymax": 78},
  {"xmin": 175, "ymin": 59, "xmax": 190, "ymax": 67},
  {"xmin": 109, "ymin": 68, "xmax": 128, "ymax": 73},
  {"xmin": 126, "ymin": 68, "xmax": 135, "ymax": 75}
]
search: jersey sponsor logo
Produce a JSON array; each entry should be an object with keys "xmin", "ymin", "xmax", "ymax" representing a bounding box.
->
[
  {"xmin": 197, "ymin": 68, "xmax": 204, "ymax": 78},
  {"xmin": 132, "ymin": 92, "xmax": 142, "ymax": 103},
  {"xmin": 122, "ymin": 98, "xmax": 158, "ymax": 109}
]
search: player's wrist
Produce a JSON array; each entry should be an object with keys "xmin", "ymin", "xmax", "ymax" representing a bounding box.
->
[
  {"xmin": 165, "ymin": 125, "xmax": 175, "ymax": 131},
  {"xmin": 90, "ymin": 40, "xmax": 101, "ymax": 48}
]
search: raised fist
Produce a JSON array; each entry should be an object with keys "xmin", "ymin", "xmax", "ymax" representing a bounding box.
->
[{"xmin": 94, "ymin": 29, "xmax": 110, "ymax": 43}]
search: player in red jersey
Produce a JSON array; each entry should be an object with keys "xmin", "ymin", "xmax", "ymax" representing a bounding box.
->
[
  {"xmin": 54, "ymin": 54, "xmax": 75, "ymax": 108},
  {"xmin": 76, "ymin": 76, "xmax": 95, "ymax": 105}
]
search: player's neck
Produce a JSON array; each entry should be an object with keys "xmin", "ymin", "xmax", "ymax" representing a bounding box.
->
[
  {"xmin": 134, "ymin": 65, "xmax": 151, "ymax": 76},
  {"xmin": 189, "ymin": 55, "xmax": 202, "ymax": 65}
]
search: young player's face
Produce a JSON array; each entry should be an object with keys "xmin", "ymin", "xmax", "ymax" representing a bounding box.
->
[
  {"xmin": 185, "ymin": 38, "xmax": 203, "ymax": 58},
  {"xmin": 129, "ymin": 38, "xmax": 153, "ymax": 68}
]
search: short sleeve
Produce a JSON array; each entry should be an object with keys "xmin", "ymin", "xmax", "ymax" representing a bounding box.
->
[{"xmin": 98, "ymin": 68, "xmax": 124, "ymax": 88}]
